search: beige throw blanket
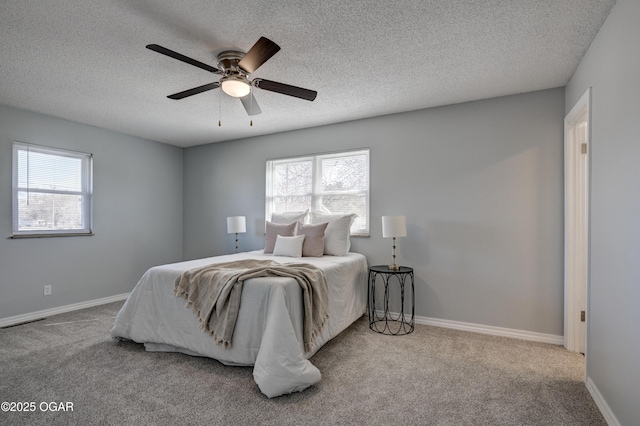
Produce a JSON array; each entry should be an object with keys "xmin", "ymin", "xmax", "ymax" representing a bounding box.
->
[{"xmin": 174, "ymin": 259, "xmax": 329, "ymax": 353}]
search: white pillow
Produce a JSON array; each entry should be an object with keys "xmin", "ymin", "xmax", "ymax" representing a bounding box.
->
[
  {"xmin": 271, "ymin": 210, "xmax": 308, "ymax": 224},
  {"xmin": 310, "ymin": 212, "xmax": 356, "ymax": 256},
  {"xmin": 272, "ymin": 234, "xmax": 306, "ymax": 258}
]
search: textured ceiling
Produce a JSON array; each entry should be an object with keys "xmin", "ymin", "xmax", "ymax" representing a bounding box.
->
[{"xmin": 0, "ymin": 0, "xmax": 615, "ymax": 147}]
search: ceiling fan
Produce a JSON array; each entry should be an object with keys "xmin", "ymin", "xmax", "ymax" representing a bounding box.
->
[{"xmin": 146, "ymin": 37, "xmax": 317, "ymax": 116}]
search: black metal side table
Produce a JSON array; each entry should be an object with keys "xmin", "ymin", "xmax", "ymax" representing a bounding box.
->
[{"xmin": 368, "ymin": 265, "xmax": 415, "ymax": 335}]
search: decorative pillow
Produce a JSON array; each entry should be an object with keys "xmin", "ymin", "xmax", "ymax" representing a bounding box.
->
[
  {"xmin": 264, "ymin": 221, "xmax": 297, "ymax": 253},
  {"xmin": 295, "ymin": 221, "xmax": 329, "ymax": 257},
  {"xmin": 270, "ymin": 210, "xmax": 308, "ymax": 224},
  {"xmin": 273, "ymin": 234, "xmax": 305, "ymax": 258},
  {"xmin": 310, "ymin": 212, "xmax": 357, "ymax": 256}
]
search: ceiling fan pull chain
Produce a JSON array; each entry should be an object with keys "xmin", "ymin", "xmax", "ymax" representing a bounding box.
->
[
  {"xmin": 218, "ymin": 93, "xmax": 222, "ymax": 127},
  {"xmin": 250, "ymin": 87, "xmax": 253, "ymax": 127}
]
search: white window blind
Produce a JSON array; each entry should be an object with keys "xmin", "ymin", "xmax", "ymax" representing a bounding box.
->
[
  {"xmin": 12, "ymin": 142, "xmax": 93, "ymax": 237},
  {"xmin": 266, "ymin": 149, "xmax": 370, "ymax": 236}
]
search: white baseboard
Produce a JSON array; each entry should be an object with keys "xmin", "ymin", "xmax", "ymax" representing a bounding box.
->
[
  {"xmin": 374, "ymin": 310, "xmax": 564, "ymax": 345},
  {"xmin": 416, "ymin": 314, "xmax": 564, "ymax": 344},
  {"xmin": 0, "ymin": 293, "xmax": 130, "ymax": 328},
  {"xmin": 586, "ymin": 377, "xmax": 621, "ymax": 426}
]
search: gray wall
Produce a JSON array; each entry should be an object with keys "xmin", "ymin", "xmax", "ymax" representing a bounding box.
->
[
  {"xmin": 565, "ymin": 0, "xmax": 640, "ymax": 423},
  {"xmin": 184, "ymin": 87, "xmax": 565, "ymax": 336},
  {"xmin": 0, "ymin": 104, "xmax": 183, "ymax": 319}
]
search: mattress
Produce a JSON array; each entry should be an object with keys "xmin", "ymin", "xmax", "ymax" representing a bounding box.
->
[{"xmin": 111, "ymin": 250, "xmax": 368, "ymax": 397}]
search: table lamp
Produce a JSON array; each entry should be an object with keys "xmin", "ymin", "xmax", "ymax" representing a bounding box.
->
[
  {"xmin": 226, "ymin": 216, "xmax": 246, "ymax": 253},
  {"xmin": 382, "ymin": 215, "xmax": 407, "ymax": 270}
]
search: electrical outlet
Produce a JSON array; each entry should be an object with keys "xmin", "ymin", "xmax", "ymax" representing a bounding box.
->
[{"xmin": 43, "ymin": 285, "xmax": 52, "ymax": 296}]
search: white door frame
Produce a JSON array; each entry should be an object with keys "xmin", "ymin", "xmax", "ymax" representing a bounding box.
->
[{"xmin": 564, "ymin": 87, "xmax": 591, "ymax": 360}]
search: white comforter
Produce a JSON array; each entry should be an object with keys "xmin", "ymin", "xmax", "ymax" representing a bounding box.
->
[{"xmin": 111, "ymin": 251, "xmax": 367, "ymax": 397}]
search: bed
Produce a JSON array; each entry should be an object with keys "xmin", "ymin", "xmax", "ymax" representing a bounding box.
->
[{"xmin": 110, "ymin": 249, "xmax": 368, "ymax": 397}]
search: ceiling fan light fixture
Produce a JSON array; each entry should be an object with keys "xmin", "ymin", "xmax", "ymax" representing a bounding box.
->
[{"xmin": 220, "ymin": 76, "xmax": 251, "ymax": 98}]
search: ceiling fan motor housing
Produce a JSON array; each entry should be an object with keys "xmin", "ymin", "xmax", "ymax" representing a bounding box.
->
[{"xmin": 217, "ymin": 51, "xmax": 246, "ymax": 74}]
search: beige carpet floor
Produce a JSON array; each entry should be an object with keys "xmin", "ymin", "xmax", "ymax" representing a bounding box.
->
[{"xmin": 0, "ymin": 301, "xmax": 605, "ymax": 425}]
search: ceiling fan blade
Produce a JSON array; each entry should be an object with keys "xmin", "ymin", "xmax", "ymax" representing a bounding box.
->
[
  {"xmin": 237, "ymin": 37, "xmax": 281, "ymax": 74},
  {"xmin": 146, "ymin": 44, "xmax": 221, "ymax": 74},
  {"xmin": 239, "ymin": 92, "xmax": 262, "ymax": 116},
  {"xmin": 167, "ymin": 82, "xmax": 220, "ymax": 99},
  {"xmin": 253, "ymin": 79, "xmax": 317, "ymax": 101}
]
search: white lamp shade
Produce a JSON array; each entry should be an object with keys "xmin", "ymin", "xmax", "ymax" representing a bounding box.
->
[
  {"xmin": 382, "ymin": 215, "xmax": 407, "ymax": 238},
  {"xmin": 226, "ymin": 216, "xmax": 247, "ymax": 234}
]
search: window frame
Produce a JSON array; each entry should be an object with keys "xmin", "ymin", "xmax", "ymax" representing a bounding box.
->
[
  {"xmin": 266, "ymin": 148, "xmax": 370, "ymax": 236},
  {"xmin": 11, "ymin": 142, "xmax": 93, "ymax": 238}
]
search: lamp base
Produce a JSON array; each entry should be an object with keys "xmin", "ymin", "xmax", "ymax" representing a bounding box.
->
[{"xmin": 388, "ymin": 264, "xmax": 400, "ymax": 271}]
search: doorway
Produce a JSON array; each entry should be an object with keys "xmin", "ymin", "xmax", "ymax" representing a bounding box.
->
[{"xmin": 564, "ymin": 88, "xmax": 591, "ymax": 358}]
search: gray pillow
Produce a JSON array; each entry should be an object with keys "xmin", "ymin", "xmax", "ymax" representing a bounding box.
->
[
  {"xmin": 264, "ymin": 221, "xmax": 297, "ymax": 253},
  {"xmin": 296, "ymin": 221, "xmax": 329, "ymax": 257}
]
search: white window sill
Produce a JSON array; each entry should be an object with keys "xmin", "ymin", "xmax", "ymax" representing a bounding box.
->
[{"xmin": 10, "ymin": 233, "xmax": 95, "ymax": 239}]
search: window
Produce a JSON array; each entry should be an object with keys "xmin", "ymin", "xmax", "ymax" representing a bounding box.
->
[
  {"xmin": 12, "ymin": 142, "xmax": 93, "ymax": 237},
  {"xmin": 266, "ymin": 149, "xmax": 370, "ymax": 236}
]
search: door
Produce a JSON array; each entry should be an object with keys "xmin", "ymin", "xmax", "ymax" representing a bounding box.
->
[{"xmin": 564, "ymin": 88, "xmax": 590, "ymax": 356}]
